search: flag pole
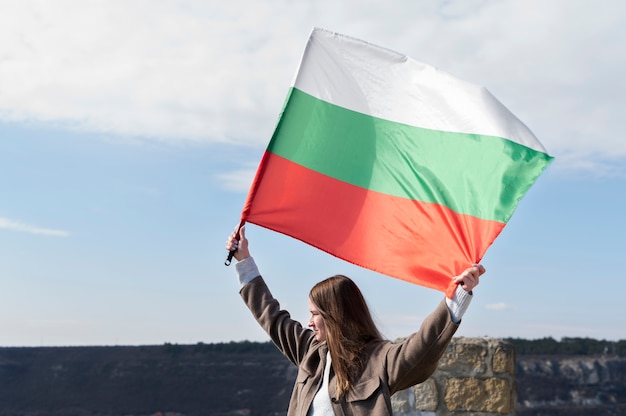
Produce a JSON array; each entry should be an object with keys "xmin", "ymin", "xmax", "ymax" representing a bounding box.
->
[
  {"xmin": 224, "ymin": 221, "xmax": 245, "ymax": 266},
  {"xmin": 224, "ymin": 248, "xmax": 237, "ymax": 266}
]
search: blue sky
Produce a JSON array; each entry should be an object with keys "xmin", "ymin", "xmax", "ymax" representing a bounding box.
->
[{"xmin": 1, "ymin": 0, "xmax": 625, "ymax": 346}]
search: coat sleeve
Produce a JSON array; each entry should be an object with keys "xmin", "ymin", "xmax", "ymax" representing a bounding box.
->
[
  {"xmin": 384, "ymin": 299, "xmax": 459, "ymax": 393},
  {"xmin": 240, "ymin": 276, "xmax": 316, "ymax": 366}
]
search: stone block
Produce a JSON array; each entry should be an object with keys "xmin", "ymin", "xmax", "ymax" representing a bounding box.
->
[
  {"xmin": 444, "ymin": 377, "xmax": 511, "ymax": 414},
  {"xmin": 413, "ymin": 378, "xmax": 438, "ymax": 411},
  {"xmin": 493, "ymin": 343, "xmax": 515, "ymax": 374},
  {"xmin": 438, "ymin": 338, "xmax": 487, "ymax": 375},
  {"xmin": 391, "ymin": 389, "xmax": 410, "ymax": 413}
]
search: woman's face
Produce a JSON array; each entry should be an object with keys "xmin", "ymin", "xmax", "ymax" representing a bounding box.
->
[{"xmin": 308, "ymin": 299, "xmax": 327, "ymax": 342}]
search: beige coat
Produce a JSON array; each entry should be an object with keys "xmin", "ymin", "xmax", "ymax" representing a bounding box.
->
[{"xmin": 240, "ymin": 276, "xmax": 459, "ymax": 416}]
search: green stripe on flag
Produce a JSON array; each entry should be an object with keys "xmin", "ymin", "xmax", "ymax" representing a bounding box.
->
[{"xmin": 268, "ymin": 87, "xmax": 553, "ymax": 223}]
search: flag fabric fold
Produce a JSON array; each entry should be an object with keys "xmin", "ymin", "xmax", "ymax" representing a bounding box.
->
[{"xmin": 239, "ymin": 28, "xmax": 552, "ymax": 293}]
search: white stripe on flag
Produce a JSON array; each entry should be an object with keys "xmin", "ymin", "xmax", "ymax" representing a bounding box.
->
[{"xmin": 292, "ymin": 27, "xmax": 547, "ymax": 153}]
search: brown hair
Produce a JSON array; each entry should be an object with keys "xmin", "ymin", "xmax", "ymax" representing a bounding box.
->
[{"xmin": 309, "ymin": 275, "xmax": 382, "ymax": 397}]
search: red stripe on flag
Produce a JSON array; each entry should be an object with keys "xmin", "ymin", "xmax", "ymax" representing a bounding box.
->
[{"xmin": 242, "ymin": 152, "xmax": 504, "ymax": 292}]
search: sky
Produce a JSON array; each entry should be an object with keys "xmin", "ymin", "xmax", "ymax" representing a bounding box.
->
[{"xmin": 1, "ymin": 0, "xmax": 625, "ymax": 347}]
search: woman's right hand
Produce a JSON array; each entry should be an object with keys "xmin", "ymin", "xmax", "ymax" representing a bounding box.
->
[{"xmin": 225, "ymin": 225, "xmax": 250, "ymax": 262}]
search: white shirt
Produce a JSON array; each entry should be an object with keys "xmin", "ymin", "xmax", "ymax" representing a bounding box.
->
[{"xmin": 307, "ymin": 351, "xmax": 334, "ymax": 416}]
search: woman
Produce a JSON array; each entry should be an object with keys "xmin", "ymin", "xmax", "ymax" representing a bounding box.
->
[{"xmin": 226, "ymin": 226, "xmax": 484, "ymax": 416}]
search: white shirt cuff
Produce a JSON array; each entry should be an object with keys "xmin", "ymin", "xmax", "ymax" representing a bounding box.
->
[
  {"xmin": 445, "ymin": 284, "xmax": 473, "ymax": 324},
  {"xmin": 234, "ymin": 257, "xmax": 260, "ymax": 288}
]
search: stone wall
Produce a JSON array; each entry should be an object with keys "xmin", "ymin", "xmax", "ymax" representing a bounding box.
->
[{"xmin": 391, "ymin": 337, "xmax": 516, "ymax": 416}]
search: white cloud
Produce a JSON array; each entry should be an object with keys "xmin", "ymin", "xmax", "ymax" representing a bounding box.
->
[
  {"xmin": 485, "ymin": 302, "xmax": 513, "ymax": 311},
  {"xmin": 0, "ymin": 0, "xmax": 305, "ymax": 145},
  {"xmin": 0, "ymin": 217, "xmax": 70, "ymax": 237},
  {"xmin": 216, "ymin": 166, "xmax": 257, "ymax": 193},
  {"xmin": 1, "ymin": 0, "xmax": 624, "ymax": 174}
]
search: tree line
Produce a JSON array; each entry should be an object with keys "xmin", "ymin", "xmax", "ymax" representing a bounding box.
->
[
  {"xmin": 504, "ymin": 337, "xmax": 626, "ymax": 356},
  {"xmin": 163, "ymin": 338, "xmax": 626, "ymax": 356}
]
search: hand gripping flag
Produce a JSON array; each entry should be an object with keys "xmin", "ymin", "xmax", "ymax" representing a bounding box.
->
[{"xmin": 235, "ymin": 28, "xmax": 553, "ymax": 295}]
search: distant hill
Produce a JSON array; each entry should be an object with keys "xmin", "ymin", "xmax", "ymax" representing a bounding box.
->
[
  {"xmin": 0, "ymin": 342, "xmax": 295, "ymax": 416},
  {"xmin": 1, "ymin": 338, "xmax": 625, "ymax": 416},
  {"xmin": 504, "ymin": 337, "xmax": 626, "ymax": 416}
]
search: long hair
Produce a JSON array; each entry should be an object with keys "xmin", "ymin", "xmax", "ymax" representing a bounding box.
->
[{"xmin": 309, "ymin": 275, "xmax": 382, "ymax": 397}]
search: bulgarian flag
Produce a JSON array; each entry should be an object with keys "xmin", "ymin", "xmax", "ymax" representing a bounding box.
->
[{"xmin": 238, "ymin": 28, "xmax": 552, "ymax": 294}]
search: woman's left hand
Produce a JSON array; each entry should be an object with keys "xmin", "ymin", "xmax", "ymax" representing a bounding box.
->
[
  {"xmin": 453, "ymin": 264, "xmax": 485, "ymax": 292},
  {"xmin": 225, "ymin": 225, "xmax": 250, "ymax": 262}
]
